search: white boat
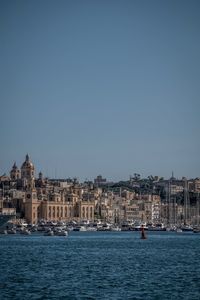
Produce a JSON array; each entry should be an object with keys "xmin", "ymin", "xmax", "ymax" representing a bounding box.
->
[
  {"xmin": 44, "ymin": 229, "xmax": 54, "ymax": 236},
  {"xmin": 181, "ymin": 225, "xmax": 193, "ymax": 232},
  {"xmin": 20, "ymin": 229, "xmax": 31, "ymax": 235},
  {"xmin": 86, "ymin": 226, "xmax": 97, "ymax": 232},
  {"xmin": 73, "ymin": 226, "xmax": 87, "ymax": 231},
  {"xmin": 55, "ymin": 230, "xmax": 68, "ymax": 236},
  {"xmin": 7, "ymin": 228, "xmax": 17, "ymax": 234},
  {"xmin": 193, "ymin": 227, "xmax": 200, "ymax": 233},
  {"xmin": 111, "ymin": 226, "xmax": 121, "ymax": 231}
]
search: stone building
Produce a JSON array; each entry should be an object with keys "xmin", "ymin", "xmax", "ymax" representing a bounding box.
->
[{"xmin": 24, "ymin": 189, "xmax": 95, "ymax": 224}]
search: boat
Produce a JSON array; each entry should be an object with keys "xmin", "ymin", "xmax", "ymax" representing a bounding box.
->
[
  {"xmin": 176, "ymin": 228, "xmax": 183, "ymax": 233},
  {"xmin": 20, "ymin": 228, "xmax": 31, "ymax": 235},
  {"xmin": 133, "ymin": 222, "xmax": 148, "ymax": 231},
  {"xmin": 111, "ymin": 226, "xmax": 121, "ymax": 231},
  {"xmin": 73, "ymin": 226, "xmax": 87, "ymax": 231},
  {"xmin": 44, "ymin": 229, "xmax": 54, "ymax": 236},
  {"xmin": 7, "ymin": 228, "xmax": 17, "ymax": 234},
  {"xmin": 97, "ymin": 223, "xmax": 112, "ymax": 231},
  {"xmin": 193, "ymin": 227, "xmax": 200, "ymax": 233},
  {"xmin": 148, "ymin": 223, "xmax": 166, "ymax": 231},
  {"xmin": 86, "ymin": 226, "xmax": 97, "ymax": 231},
  {"xmin": 181, "ymin": 225, "xmax": 193, "ymax": 232},
  {"xmin": 121, "ymin": 223, "xmax": 130, "ymax": 231},
  {"xmin": 55, "ymin": 229, "xmax": 68, "ymax": 236}
]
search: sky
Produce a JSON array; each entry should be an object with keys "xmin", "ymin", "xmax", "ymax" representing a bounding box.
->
[{"xmin": 0, "ymin": 0, "xmax": 200, "ymax": 181}]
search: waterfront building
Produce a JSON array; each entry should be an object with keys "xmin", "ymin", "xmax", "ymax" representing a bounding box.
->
[{"xmin": 2, "ymin": 155, "xmax": 200, "ymax": 226}]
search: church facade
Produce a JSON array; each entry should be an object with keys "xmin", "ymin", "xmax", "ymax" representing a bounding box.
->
[{"xmin": 10, "ymin": 155, "xmax": 95, "ymax": 224}]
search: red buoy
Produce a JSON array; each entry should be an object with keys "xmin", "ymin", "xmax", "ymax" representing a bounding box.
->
[{"xmin": 141, "ymin": 225, "xmax": 147, "ymax": 239}]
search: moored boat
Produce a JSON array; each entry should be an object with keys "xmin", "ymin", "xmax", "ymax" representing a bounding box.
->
[
  {"xmin": 20, "ymin": 228, "xmax": 31, "ymax": 235},
  {"xmin": 44, "ymin": 229, "xmax": 54, "ymax": 236},
  {"xmin": 55, "ymin": 229, "xmax": 68, "ymax": 236},
  {"xmin": 193, "ymin": 227, "xmax": 200, "ymax": 233}
]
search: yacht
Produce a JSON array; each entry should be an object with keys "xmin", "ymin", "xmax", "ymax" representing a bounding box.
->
[
  {"xmin": 148, "ymin": 223, "xmax": 166, "ymax": 231},
  {"xmin": 44, "ymin": 229, "xmax": 54, "ymax": 236},
  {"xmin": 193, "ymin": 227, "xmax": 200, "ymax": 233},
  {"xmin": 20, "ymin": 228, "xmax": 31, "ymax": 235},
  {"xmin": 73, "ymin": 225, "xmax": 87, "ymax": 231},
  {"xmin": 55, "ymin": 229, "xmax": 68, "ymax": 236},
  {"xmin": 181, "ymin": 225, "xmax": 193, "ymax": 232}
]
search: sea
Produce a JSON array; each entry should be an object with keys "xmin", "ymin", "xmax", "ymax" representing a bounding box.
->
[{"xmin": 0, "ymin": 231, "xmax": 200, "ymax": 300}]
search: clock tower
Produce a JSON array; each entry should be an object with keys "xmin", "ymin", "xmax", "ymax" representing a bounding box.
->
[{"xmin": 24, "ymin": 188, "xmax": 39, "ymax": 225}]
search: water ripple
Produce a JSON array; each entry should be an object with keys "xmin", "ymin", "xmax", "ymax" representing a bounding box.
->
[{"xmin": 0, "ymin": 232, "xmax": 200, "ymax": 299}]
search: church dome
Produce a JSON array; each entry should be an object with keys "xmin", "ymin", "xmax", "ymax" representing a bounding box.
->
[{"xmin": 21, "ymin": 154, "xmax": 34, "ymax": 169}]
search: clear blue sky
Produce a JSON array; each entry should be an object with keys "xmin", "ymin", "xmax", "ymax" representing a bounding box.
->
[{"xmin": 0, "ymin": 0, "xmax": 200, "ymax": 181}]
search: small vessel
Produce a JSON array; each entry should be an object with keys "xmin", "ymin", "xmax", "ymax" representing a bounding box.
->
[
  {"xmin": 111, "ymin": 226, "xmax": 121, "ymax": 231},
  {"xmin": 73, "ymin": 226, "xmax": 87, "ymax": 231},
  {"xmin": 20, "ymin": 228, "xmax": 31, "ymax": 235},
  {"xmin": 7, "ymin": 228, "xmax": 17, "ymax": 234},
  {"xmin": 148, "ymin": 223, "xmax": 166, "ymax": 231},
  {"xmin": 181, "ymin": 225, "xmax": 193, "ymax": 232},
  {"xmin": 55, "ymin": 230, "xmax": 68, "ymax": 236},
  {"xmin": 86, "ymin": 226, "xmax": 97, "ymax": 232},
  {"xmin": 193, "ymin": 227, "xmax": 200, "ymax": 233},
  {"xmin": 44, "ymin": 228, "xmax": 54, "ymax": 236}
]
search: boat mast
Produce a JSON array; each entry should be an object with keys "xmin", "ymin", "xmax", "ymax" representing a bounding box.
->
[
  {"xmin": 184, "ymin": 178, "xmax": 189, "ymax": 225},
  {"xmin": 197, "ymin": 192, "xmax": 200, "ymax": 226},
  {"xmin": 167, "ymin": 179, "xmax": 170, "ymax": 226}
]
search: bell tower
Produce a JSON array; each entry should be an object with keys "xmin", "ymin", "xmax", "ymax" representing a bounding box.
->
[
  {"xmin": 21, "ymin": 154, "xmax": 35, "ymax": 189},
  {"xmin": 10, "ymin": 162, "xmax": 21, "ymax": 180}
]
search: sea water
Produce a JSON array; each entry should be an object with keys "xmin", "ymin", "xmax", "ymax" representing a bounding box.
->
[{"xmin": 0, "ymin": 231, "xmax": 200, "ymax": 300}]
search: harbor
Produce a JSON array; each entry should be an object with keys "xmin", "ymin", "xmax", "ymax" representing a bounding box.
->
[
  {"xmin": 1, "ymin": 155, "xmax": 200, "ymax": 238},
  {"xmin": 1, "ymin": 218, "xmax": 200, "ymax": 235},
  {"xmin": 1, "ymin": 230, "xmax": 200, "ymax": 300}
]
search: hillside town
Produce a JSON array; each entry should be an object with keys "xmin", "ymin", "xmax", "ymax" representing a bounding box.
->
[{"xmin": 0, "ymin": 155, "xmax": 200, "ymax": 230}]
